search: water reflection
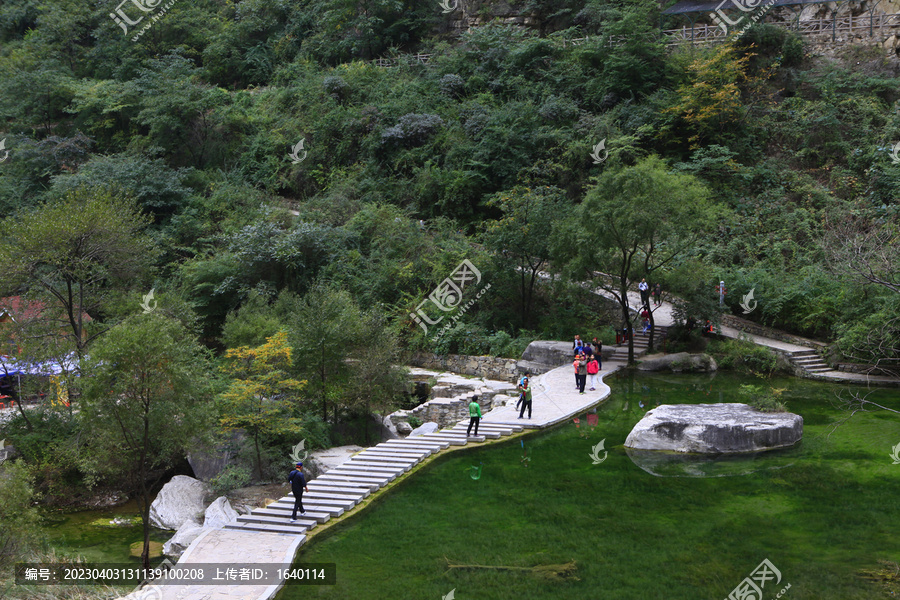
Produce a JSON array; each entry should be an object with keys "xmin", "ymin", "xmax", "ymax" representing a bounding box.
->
[{"xmin": 625, "ymin": 446, "xmax": 799, "ymax": 478}]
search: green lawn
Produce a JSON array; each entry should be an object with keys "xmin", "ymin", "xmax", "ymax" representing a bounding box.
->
[{"xmin": 281, "ymin": 372, "xmax": 900, "ymax": 600}]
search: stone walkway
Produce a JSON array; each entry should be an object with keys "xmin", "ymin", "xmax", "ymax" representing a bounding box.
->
[
  {"xmin": 132, "ymin": 359, "xmax": 626, "ymax": 600},
  {"xmin": 597, "ymin": 286, "xmax": 900, "ymax": 387}
]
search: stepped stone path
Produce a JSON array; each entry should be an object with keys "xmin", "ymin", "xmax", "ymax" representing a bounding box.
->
[
  {"xmin": 595, "ymin": 285, "xmax": 900, "ymax": 386},
  {"xmin": 134, "ymin": 360, "xmax": 626, "ymax": 600}
]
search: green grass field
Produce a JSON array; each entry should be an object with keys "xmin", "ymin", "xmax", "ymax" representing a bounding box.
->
[{"xmin": 281, "ymin": 372, "xmax": 900, "ymax": 600}]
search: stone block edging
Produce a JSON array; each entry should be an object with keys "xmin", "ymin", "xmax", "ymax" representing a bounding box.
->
[{"xmin": 721, "ymin": 314, "xmax": 828, "ymax": 350}]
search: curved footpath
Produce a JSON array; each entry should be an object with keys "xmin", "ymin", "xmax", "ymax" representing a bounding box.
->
[{"xmin": 125, "ymin": 358, "xmax": 628, "ymax": 600}]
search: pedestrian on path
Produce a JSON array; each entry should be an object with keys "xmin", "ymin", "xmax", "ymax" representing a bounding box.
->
[
  {"xmin": 587, "ymin": 355, "xmax": 600, "ymax": 391},
  {"xmin": 518, "ymin": 380, "xmax": 533, "ymax": 419},
  {"xmin": 653, "ymin": 283, "xmax": 662, "ymax": 306},
  {"xmin": 288, "ymin": 462, "xmax": 309, "ymax": 522},
  {"xmin": 577, "ymin": 355, "xmax": 588, "ymax": 394},
  {"xmin": 573, "ymin": 334, "xmax": 584, "ymax": 356},
  {"xmin": 466, "ymin": 397, "xmax": 482, "ymax": 437},
  {"xmin": 641, "ymin": 307, "xmax": 651, "ymax": 334},
  {"xmin": 582, "ymin": 342, "xmax": 594, "ymax": 359},
  {"xmin": 639, "ymin": 278, "xmax": 650, "ymax": 308},
  {"xmin": 592, "ymin": 337, "xmax": 602, "ymax": 357},
  {"xmin": 573, "ymin": 355, "xmax": 581, "ymax": 389},
  {"xmin": 516, "ymin": 372, "xmax": 530, "ymax": 412}
]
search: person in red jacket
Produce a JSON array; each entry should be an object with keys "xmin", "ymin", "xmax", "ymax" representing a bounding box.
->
[{"xmin": 586, "ymin": 355, "xmax": 600, "ymax": 391}]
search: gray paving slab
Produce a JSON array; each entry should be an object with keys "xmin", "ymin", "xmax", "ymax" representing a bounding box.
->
[
  {"xmin": 326, "ymin": 468, "xmax": 397, "ymax": 481},
  {"xmin": 345, "ymin": 460, "xmax": 414, "ymax": 472},
  {"xmin": 314, "ymin": 476, "xmax": 383, "ymax": 490},
  {"xmin": 299, "ymin": 492, "xmax": 362, "ymax": 505},
  {"xmin": 351, "ymin": 452, "xmax": 422, "ymax": 462}
]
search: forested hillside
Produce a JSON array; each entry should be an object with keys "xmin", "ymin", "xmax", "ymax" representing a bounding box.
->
[{"xmin": 0, "ymin": 0, "xmax": 898, "ymax": 518}]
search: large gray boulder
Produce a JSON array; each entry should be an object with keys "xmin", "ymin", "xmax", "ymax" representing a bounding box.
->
[
  {"xmin": 637, "ymin": 352, "xmax": 717, "ymax": 372},
  {"xmin": 519, "ymin": 341, "xmax": 571, "ymax": 374},
  {"xmin": 625, "ymin": 403, "xmax": 802, "ymax": 454},
  {"xmin": 203, "ymin": 496, "xmax": 238, "ymax": 529},
  {"xmin": 149, "ymin": 475, "xmax": 210, "ymax": 530},
  {"xmin": 409, "ymin": 422, "xmax": 439, "ymax": 437},
  {"xmin": 162, "ymin": 520, "xmax": 207, "ymax": 559}
]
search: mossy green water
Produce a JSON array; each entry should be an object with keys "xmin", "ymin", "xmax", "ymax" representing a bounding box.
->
[
  {"xmin": 281, "ymin": 372, "xmax": 900, "ymax": 600},
  {"xmin": 39, "ymin": 500, "xmax": 170, "ymax": 564}
]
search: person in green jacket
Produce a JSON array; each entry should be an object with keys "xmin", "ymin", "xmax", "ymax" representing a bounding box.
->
[{"xmin": 466, "ymin": 396, "xmax": 482, "ymax": 437}]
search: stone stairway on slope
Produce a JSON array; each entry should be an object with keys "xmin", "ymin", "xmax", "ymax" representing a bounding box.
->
[
  {"xmin": 223, "ymin": 422, "xmax": 524, "ymax": 535},
  {"xmin": 787, "ymin": 349, "xmax": 831, "ymax": 374},
  {"xmin": 608, "ymin": 325, "xmax": 669, "ymax": 362}
]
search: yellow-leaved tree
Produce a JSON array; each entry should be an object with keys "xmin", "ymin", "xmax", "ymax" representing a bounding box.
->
[{"xmin": 219, "ymin": 330, "xmax": 306, "ymax": 480}]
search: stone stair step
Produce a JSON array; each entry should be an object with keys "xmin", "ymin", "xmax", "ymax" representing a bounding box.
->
[
  {"xmin": 305, "ymin": 484, "xmax": 371, "ymax": 497},
  {"xmin": 476, "ymin": 423, "xmax": 523, "ymax": 432},
  {"xmin": 419, "ymin": 434, "xmax": 468, "ymax": 446},
  {"xmin": 354, "ymin": 452, "xmax": 427, "ymax": 464},
  {"xmin": 250, "ymin": 506, "xmax": 330, "ymax": 523},
  {"xmin": 271, "ymin": 503, "xmax": 344, "ymax": 517},
  {"xmin": 805, "ymin": 366, "xmax": 832, "ymax": 372},
  {"xmin": 385, "ymin": 439, "xmax": 449, "ymax": 449},
  {"xmin": 224, "ymin": 522, "xmax": 308, "ymax": 536},
  {"xmin": 238, "ymin": 514, "xmax": 318, "ymax": 529},
  {"xmin": 791, "ymin": 350, "xmax": 819, "ymax": 357},
  {"xmin": 275, "ymin": 497, "xmax": 353, "ymax": 512},
  {"xmin": 326, "ymin": 468, "xmax": 399, "ymax": 481},
  {"xmin": 314, "ymin": 476, "xmax": 383, "ymax": 490},
  {"xmin": 300, "ymin": 492, "xmax": 364, "ymax": 505},
  {"xmin": 344, "ymin": 459, "xmax": 414, "ymax": 472},
  {"xmin": 448, "ymin": 425, "xmax": 500, "ymax": 438},
  {"xmin": 369, "ymin": 444, "xmax": 436, "ymax": 454}
]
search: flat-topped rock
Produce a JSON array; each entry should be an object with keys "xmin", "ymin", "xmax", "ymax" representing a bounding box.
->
[
  {"xmin": 624, "ymin": 403, "xmax": 802, "ymax": 454},
  {"xmin": 637, "ymin": 352, "xmax": 717, "ymax": 372}
]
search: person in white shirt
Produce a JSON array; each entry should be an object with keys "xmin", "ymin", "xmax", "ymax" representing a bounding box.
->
[{"xmin": 638, "ymin": 278, "xmax": 650, "ymax": 308}]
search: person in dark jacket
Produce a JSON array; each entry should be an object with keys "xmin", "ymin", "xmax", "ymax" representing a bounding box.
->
[{"xmin": 288, "ymin": 462, "xmax": 309, "ymax": 522}]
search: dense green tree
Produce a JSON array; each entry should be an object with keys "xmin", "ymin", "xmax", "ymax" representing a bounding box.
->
[
  {"xmin": 80, "ymin": 313, "xmax": 213, "ymax": 569},
  {"xmin": 556, "ymin": 156, "xmax": 718, "ymax": 363},
  {"xmin": 0, "ymin": 187, "xmax": 155, "ymax": 357}
]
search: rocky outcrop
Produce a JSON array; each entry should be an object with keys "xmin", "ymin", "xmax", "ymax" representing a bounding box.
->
[
  {"xmin": 202, "ymin": 496, "xmax": 238, "ymax": 529},
  {"xmin": 162, "ymin": 520, "xmax": 206, "ymax": 559},
  {"xmin": 519, "ymin": 340, "xmax": 614, "ymax": 375},
  {"xmin": 306, "ymin": 445, "xmax": 365, "ymax": 479},
  {"xmin": 149, "ymin": 476, "xmax": 210, "ymax": 530},
  {"xmin": 637, "ymin": 352, "xmax": 717, "ymax": 373},
  {"xmin": 410, "ymin": 352, "xmax": 518, "ymax": 381},
  {"xmin": 409, "ymin": 422, "xmax": 439, "ymax": 437},
  {"xmin": 625, "ymin": 403, "xmax": 802, "ymax": 454}
]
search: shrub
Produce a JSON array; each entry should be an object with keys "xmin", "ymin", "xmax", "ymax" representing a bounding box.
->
[
  {"xmin": 439, "ymin": 74, "xmax": 465, "ymax": 99},
  {"xmin": 381, "ymin": 113, "xmax": 445, "ymax": 147},
  {"xmin": 209, "ymin": 464, "xmax": 253, "ymax": 495},
  {"xmin": 323, "ymin": 76, "xmax": 349, "ymax": 100},
  {"xmin": 407, "ymin": 416, "xmax": 423, "ymax": 429},
  {"xmin": 709, "ymin": 337, "xmax": 779, "ymax": 375},
  {"xmin": 739, "ymin": 384, "xmax": 788, "ymax": 413}
]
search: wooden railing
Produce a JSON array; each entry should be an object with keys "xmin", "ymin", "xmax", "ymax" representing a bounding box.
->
[{"xmin": 372, "ymin": 13, "xmax": 900, "ymax": 66}]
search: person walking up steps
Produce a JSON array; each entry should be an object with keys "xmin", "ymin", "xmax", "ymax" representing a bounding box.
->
[
  {"xmin": 518, "ymin": 379, "xmax": 533, "ymax": 419},
  {"xmin": 288, "ymin": 462, "xmax": 309, "ymax": 522},
  {"xmin": 467, "ymin": 396, "xmax": 482, "ymax": 438}
]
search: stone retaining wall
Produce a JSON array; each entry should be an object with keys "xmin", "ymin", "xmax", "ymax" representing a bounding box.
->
[
  {"xmin": 720, "ymin": 314, "xmax": 829, "ymax": 350},
  {"xmin": 410, "ymin": 352, "xmax": 519, "ymax": 382},
  {"xmin": 389, "ymin": 389, "xmax": 496, "ymax": 429}
]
